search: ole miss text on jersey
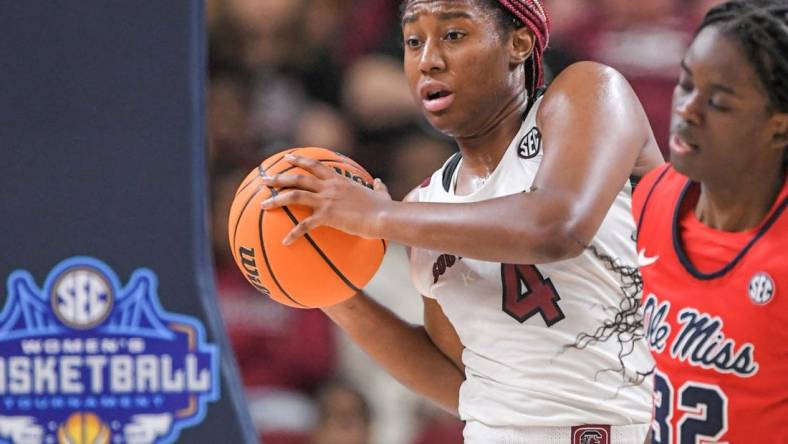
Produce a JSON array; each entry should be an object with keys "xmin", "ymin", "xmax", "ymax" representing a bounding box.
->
[{"xmin": 634, "ymin": 165, "xmax": 788, "ymax": 444}]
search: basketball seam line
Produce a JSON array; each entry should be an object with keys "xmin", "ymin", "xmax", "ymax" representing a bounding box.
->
[
  {"xmin": 235, "ymin": 150, "xmax": 373, "ymax": 305},
  {"xmin": 232, "ymin": 149, "xmax": 314, "ymax": 255},
  {"xmin": 258, "ymin": 199, "xmax": 307, "ymax": 307},
  {"xmin": 272, "ymin": 158, "xmax": 363, "ymax": 177},
  {"xmin": 231, "ymin": 183, "xmax": 266, "ymax": 257},
  {"xmin": 236, "ymin": 149, "xmax": 364, "ymax": 197},
  {"xmin": 262, "ymin": 148, "xmax": 298, "ymax": 174},
  {"xmin": 235, "ymin": 148, "xmax": 296, "ymax": 197},
  {"xmin": 282, "ymin": 206, "xmax": 362, "ymax": 293},
  {"xmin": 273, "ymin": 189, "xmax": 362, "ymax": 294},
  {"xmin": 234, "ymin": 173, "xmax": 258, "ymax": 197},
  {"xmin": 234, "ymin": 164, "xmax": 265, "ymax": 197},
  {"xmin": 238, "ymin": 153, "xmax": 367, "ymax": 198}
]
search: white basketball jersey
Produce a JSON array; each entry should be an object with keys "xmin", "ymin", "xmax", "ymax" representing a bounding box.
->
[{"xmin": 410, "ymin": 98, "xmax": 653, "ymax": 428}]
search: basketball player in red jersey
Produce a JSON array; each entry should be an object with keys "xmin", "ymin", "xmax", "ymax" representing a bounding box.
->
[
  {"xmin": 262, "ymin": 0, "xmax": 664, "ymax": 442},
  {"xmin": 632, "ymin": 1, "xmax": 788, "ymax": 442}
]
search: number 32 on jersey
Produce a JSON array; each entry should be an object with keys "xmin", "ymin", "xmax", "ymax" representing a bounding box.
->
[{"xmin": 652, "ymin": 370, "xmax": 729, "ymax": 444}]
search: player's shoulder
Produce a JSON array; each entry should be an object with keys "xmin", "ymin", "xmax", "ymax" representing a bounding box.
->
[
  {"xmin": 539, "ymin": 61, "xmax": 648, "ymax": 137},
  {"xmin": 542, "ymin": 62, "xmax": 631, "ymax": 107},
  {"xmin": 551, "ymin": 61, "xmax": 626, "ymax": 88}
]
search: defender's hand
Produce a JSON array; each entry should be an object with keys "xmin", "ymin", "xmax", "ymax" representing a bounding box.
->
[{"xmin": 260, "ymin": 154, "xmax": 393, "ymax": 245}]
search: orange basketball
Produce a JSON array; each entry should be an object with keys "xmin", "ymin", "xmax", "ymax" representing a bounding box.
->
[{"xmin": 228, "ymin": 147, "xmax": 386, "ymax": 308}]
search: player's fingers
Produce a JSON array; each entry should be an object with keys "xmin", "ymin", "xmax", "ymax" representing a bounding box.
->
[
  {"xmin": 261, "ymin": 173, "xmax": 321, "ymax": 192},
  {"xmin": 373, "ymin": 178, "xmax": 390, "ymax": 195},
  {"xmin": 282, "ymin": 216, "xmax": 320, "ymax": 245},
  {"xmin": 373, "ymin": 178, "xmax": 392, "ymax": 200},
  {"xmin": 284, "ymin": 154, "xmax": 334, "ymax": 180},
  {"xmin": 260, "ymin": 190, "xmax": 318, "ymax": 210}
]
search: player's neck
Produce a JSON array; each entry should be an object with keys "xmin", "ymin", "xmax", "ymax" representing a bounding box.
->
[
  {"xmin": 696, "ymin": 166, "xmax": 784, "ymax": 232},
  {"xmin": 454, "ymin": 94, "xmax": 527, "ymax": 178}
]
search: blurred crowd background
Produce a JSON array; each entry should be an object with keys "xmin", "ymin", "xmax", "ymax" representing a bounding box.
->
[{"xmin": 207, "ymin": 1, "xmax": 725, "ymax": 443}]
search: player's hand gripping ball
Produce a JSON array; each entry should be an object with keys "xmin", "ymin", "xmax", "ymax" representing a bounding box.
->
[{"xmin": 228, "ymin": 147, "xmax": 386, "ymax": 308}]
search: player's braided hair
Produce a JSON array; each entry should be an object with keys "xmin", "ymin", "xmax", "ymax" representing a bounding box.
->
[
  {"xmin": 566, "ymin": 244, "xmax": 652, "ymax": 386},
  {"xmin": 702, "ymin": 0, "xmax": 788, "ymax": 113},
  {"xmin": 700, "ymin": 0, "xmax": 788, "ymax": 171},
  {"xmin": 400, "ymin": 0, "xmax": 550, "ymax": 105},
  {"xmin": 493, "ymin": 0, "xmax": 550, "ymax": 105}
]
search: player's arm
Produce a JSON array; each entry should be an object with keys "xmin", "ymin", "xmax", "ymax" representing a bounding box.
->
[
  {"xmin": 370, "ymin": 62, "xmax": 663, "ymax": 263},
  {"xmin": 261, "ymin": 62, "xmax": 663, "ymax": 264},
  {"xmin": 424, "ymin": 297, "xmax": 464, "ymax": 373},
  {"xmin": 322, "ymin": 293, "xmax": 464, "ymax": 414},
  {"xmin": 321, "ymin": 186, "xmax": 464, "ymax": 414}
]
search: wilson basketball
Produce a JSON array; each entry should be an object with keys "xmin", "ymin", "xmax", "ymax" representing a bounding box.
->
[{"xmin": 228, "ymin": 147, "xmax": 387, "ymax": 308}]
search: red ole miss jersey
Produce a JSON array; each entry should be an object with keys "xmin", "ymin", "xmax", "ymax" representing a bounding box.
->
[{"xmin": 633, "ymin": 165, "xmax": 788, "ymax": 444}]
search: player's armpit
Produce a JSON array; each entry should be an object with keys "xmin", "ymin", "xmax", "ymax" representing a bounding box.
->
[{"xmin": 423, "ymin": 296, "xmax": 464, "ymax": 373}]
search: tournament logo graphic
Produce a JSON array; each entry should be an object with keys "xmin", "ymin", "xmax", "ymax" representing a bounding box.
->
[{"xmin": 0, "ymin": 257, "xmax": 220, "ymax": 444}]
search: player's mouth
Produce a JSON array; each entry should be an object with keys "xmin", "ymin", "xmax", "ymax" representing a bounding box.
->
[
  {"xmin": 419, "ymin": 81, "xmax": 455, "ymax": 113},
  {"xmin": 669, "ymin": 133, "xmax": 700, "ymax": 156}
]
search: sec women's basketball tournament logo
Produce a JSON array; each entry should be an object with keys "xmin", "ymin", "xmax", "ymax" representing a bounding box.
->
[{"xmin": 0, "ymin": 257, "xmax": 219, "ymax": 444}]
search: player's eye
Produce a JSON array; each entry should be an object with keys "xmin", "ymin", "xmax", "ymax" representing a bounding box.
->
[
  {"xmin": 444, "ymin": 30, "xmax": 466, "ymax": 41},
  {"xmin": 405, "ymin": 37, "xmax": 422, "ymax": 49},
  {"xmin": 708, "ymin": 96, "xmax": 731, "ymax": 112},
  {"xmin": 676, "ymin": 75, "xmax": 693, "ymax": 93}
]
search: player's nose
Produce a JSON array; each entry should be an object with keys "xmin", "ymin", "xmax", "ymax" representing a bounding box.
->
[{"xmin": 418, "ymin": 39, "xmax": 447, "ymax": 74}]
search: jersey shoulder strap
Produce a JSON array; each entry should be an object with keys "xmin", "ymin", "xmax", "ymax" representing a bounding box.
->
[
  {"xmin": 441, "ymin": 152, "xmax": 463, "ymax": 193},
  {"xmin": 634, "ymin": 164, "xmax": 673, "ymax": 239},
  {"xmin": 440, "ymin": 88, "xmax": 546, "ymax": 194}
]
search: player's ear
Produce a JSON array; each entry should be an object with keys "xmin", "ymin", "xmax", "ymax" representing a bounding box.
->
[
  {"xmin": 509, "ymin": 27, "xmax": 534, "ymax": 67},
  {"xmin": 768, "ymin": 111, "xmax": 788, "ymax": 150}
]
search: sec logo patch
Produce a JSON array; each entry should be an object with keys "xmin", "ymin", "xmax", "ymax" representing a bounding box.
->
[
  {"xmin": 748, "ymin": 272, "xmax": 775, "ymax": 305},
  {"xmin": 518, "ymin": 127, "xmax": 542, "ymax": 159}
]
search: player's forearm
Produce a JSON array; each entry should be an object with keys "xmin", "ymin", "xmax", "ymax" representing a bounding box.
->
[
  {"xmin": 376, "ymin": 193, "xmax": 585, "ymax": 264},
  {"xmin": 322, "ymin": 294, "xmax": 463, "ymax": 414}
]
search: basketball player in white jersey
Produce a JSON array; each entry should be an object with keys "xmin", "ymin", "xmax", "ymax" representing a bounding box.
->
[{"xmin": 260, "ymin": 0, "xmax": 664, "ymax": 442}]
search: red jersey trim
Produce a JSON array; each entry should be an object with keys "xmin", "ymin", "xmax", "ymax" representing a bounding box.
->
[
  {"xmin": 635, "ymin": 164, "xmax": 673, "ymax": 240},
  {"xmin": 672, "ymin": 180, "xmax": 788, "ymax": 280}
]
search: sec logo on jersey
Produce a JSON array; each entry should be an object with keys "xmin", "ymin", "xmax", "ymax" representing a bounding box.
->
[
  {"xmin": 518, "ymin": 127, "xmax": 541, "ymax": 159},
  {"xmin": 748, "ymin": 272, "xmax": 775, "ymax": 305}
]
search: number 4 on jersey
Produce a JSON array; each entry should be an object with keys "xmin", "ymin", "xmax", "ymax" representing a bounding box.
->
[{"xmin": 500, "ymin": 264, "xmax": 565, "ymax": 326}]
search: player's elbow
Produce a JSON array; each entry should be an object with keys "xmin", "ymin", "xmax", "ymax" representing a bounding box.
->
[
  {"xmin": 531, "ymin": 223, "xmax": 586, "ymax": 262},
  {"xmin": 527, "ymin": 204, "xmax": 589, "ymax": 262}
]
